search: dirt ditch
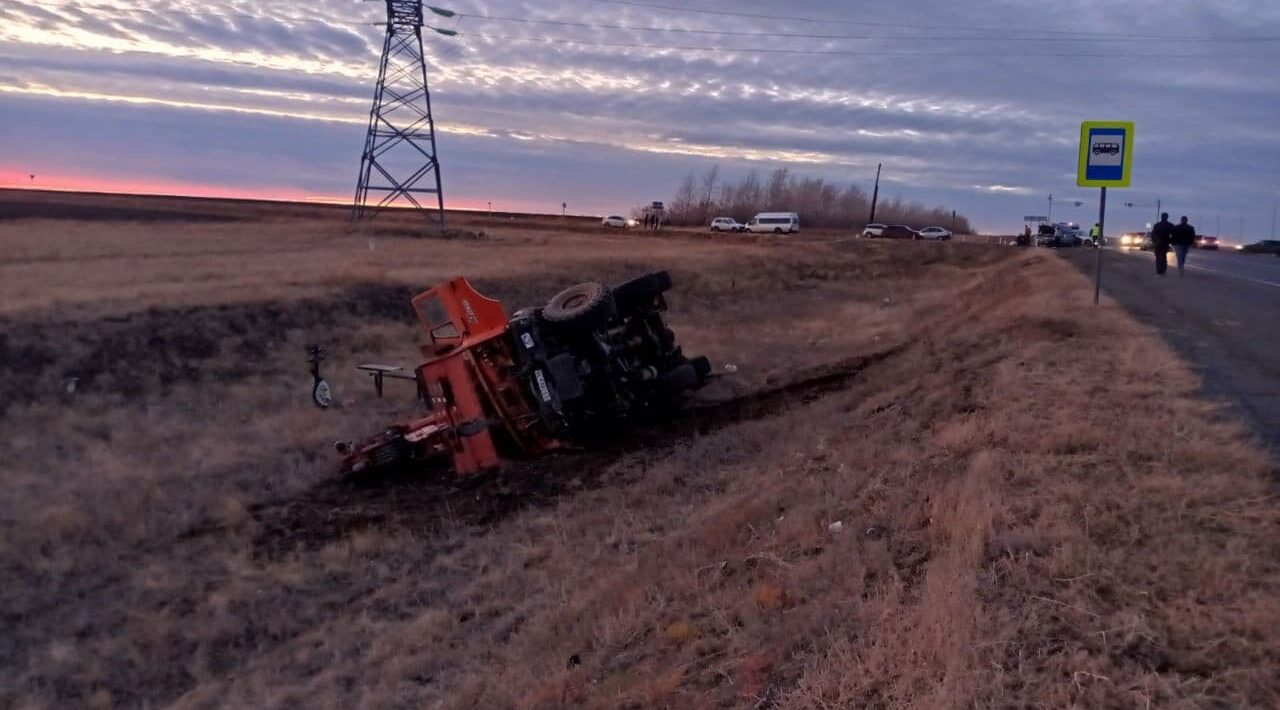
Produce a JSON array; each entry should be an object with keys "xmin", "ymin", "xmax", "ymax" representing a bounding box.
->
[
  {"xmin": 0, "ymin": 257, "xmax": 840, "ymax": 412},
  {"xmin": 0, "ymin": 281, "xmax": 420, "ymax": 412},
  {"xmin": 249, "ymin": 347, "xmax": 903, "ymax": 558}
]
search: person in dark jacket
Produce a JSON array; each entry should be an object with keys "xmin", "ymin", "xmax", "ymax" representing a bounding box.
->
[
  {"xmin": 1171, "ymin": 215, "xmax": 1197, "ymax": 275},
  {"xmin": 1150, "ymin": 213, "xmax": 1175, "ymax": 275}
]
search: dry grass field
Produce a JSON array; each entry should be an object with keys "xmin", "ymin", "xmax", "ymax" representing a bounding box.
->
[{"xmin": 1, "ymin": 191, "xmax": 1277, "ymax": 709}]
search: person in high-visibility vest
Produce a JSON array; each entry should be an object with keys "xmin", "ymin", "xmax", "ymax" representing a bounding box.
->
[{"xmin": 1089, "ymin": 222, "xmax": 1102, "ymax": 248}]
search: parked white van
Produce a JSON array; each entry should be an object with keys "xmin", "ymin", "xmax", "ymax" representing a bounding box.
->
[{"xmin": 747, "ymin": 212, "xmax": 800, "ymax": 234}]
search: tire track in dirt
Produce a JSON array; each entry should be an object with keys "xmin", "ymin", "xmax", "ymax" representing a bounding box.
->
[{"xmin": 248, "ymin": 346, "xmax": 905, "ymax": 558}]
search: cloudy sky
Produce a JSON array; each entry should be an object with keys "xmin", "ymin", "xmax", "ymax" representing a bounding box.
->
[{"xmin": 1, "ymin": 0, "xmax": 1278, "ymax": 234}]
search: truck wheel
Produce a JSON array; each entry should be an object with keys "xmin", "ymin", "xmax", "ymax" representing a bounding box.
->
[
  {"xmin": 312, "ymin": 378, "xmax": 333, "ymax": 409},
  {"xmin": 612, "ymin": 270, "xmax": 672, "ymax": 313},
  {"xmin": 543, "ymin": 281, "xmax": 616, "ymax": 332}
]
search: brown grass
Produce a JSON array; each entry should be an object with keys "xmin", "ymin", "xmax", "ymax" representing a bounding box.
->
[{"xmin": 1, "ymin": 195, "xmax": 1276, "ymax": 709}]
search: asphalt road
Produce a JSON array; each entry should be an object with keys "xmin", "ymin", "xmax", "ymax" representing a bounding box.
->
[{"xmin": 1062, "ymin": 246, "xmax": 1280, "ymax": 451}]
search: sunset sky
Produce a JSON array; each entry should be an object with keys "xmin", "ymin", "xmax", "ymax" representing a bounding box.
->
[{"xmin": 1, "ymin": 0, "xmax": 1278, "ymax": 233}]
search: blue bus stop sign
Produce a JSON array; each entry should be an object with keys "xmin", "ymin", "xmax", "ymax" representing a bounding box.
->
[{"xmin": 1078, "ymin": 121, "xmax": 1133, "ymax": 188}]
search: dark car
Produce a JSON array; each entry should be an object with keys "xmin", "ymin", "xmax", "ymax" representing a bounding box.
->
[
  {"xmin": 1195, "ymin": 235, "xmax": 1219, "ymax": 250},
  {"xmin": 1118, "ymin": 232, "xmax": 1150, "ymax": 250},
  {"xmin": 1034, "ymin": 223, "xmax": 1058, "ymax": 247},
  {"xmin": 1239, "ymin": 239, "xmax": 1280, "ymax": 255},
  {"xmin": 1033, "ymin": 223, "xmax": 1081, "ymax": 248},
  {"xmin": 880, "ymin": 224, "xmax": 917, "ymax": 240}
]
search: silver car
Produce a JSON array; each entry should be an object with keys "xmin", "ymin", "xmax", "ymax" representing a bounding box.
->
[{"xmin": 710, "ymin": 217, "xmax": 746, "ymax": 232}]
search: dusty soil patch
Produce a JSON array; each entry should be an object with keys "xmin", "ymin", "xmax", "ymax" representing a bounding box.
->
[{"xmin": 249, "ymin": 349, "xmax": 899, "ymax": 559}]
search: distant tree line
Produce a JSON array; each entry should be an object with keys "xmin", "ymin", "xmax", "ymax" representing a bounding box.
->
[{"xmin": 662, "ymin": 166, "xmax": 972, "ymax": 233}]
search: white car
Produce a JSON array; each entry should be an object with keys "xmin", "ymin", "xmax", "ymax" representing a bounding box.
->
[
  {"xmin": 710, "ymin": 217, "xmax": 746, "ymax": 232},
  {"xmin": 747, "ymin": 212, "xmax": 800, "ymax": 234},
  {"xmin": 1054, "ymin": 222, "xmax": 1083, "ymax": 240},
  {"xmin": 602, "ymin": 215, "xmax": 634, "ymax": 228},
  {"xmin": 917, "ymin": 226, "xmax": 952, "ymax": 241},
  {"xmin": 861, "ymin": 223, "xmax": 887, "ymax": 238}
]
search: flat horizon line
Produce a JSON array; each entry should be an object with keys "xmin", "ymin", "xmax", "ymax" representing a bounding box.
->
[{"xmin": 0, "ymin": 186, "xmax": 601, "ymax": 220}]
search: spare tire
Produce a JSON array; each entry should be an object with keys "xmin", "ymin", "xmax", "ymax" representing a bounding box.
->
[
  {"xmin": 612, "ymin": 271, "xmax": 672, "ymax": 313},
  {"xmin": 543, "ymin": 282, "xmax": 616, "ymax": 332}
]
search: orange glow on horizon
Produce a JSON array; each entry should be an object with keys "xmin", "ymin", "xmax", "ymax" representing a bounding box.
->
[
  {"xmin": 0, "ymin": 169, "xmax": 337, "ymax": 203},
  {"xmin": 0, "ymin": 169, "xmax": 514, "ymax": 213}
]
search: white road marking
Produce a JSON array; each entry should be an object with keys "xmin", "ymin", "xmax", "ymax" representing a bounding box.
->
[
  {"xmin": 1185, "ymin": 262, "xmax": 1280, "ymax": 289},
  {"xmin": 1114, "ymin": 249, "xmax": 1280, "ymax": 290}
]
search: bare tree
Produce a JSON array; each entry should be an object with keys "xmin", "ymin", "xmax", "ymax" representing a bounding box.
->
[
  {"xmin": 669, "ymin": 171, "xmax": 699, "ymax": 223},
  {"xmin": 765, "ymin": 168, "xmax": 790, "ymax": 211},
  {"xmin": 666, "ymin": 166, "xmax": 973, "ymax": 232},
  {"xmin": 697, "ymin": 165, "xmax": 720, "ymax": 225},
  {"xmin": 731, "ymin": 169, "xmax": 761, "ymax": 221}
]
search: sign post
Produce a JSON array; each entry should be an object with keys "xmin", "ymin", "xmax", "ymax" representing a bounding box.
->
[
  {"xmin": 1095, "ymin": 187, "xmax": 1107, "ymax": 303},
  {"xmin": 1077, "ymin": 121, "xmax": 1134, "ymax": 304}
]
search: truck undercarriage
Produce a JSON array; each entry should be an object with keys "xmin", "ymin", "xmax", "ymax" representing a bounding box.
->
[{"xmin": 338, "ymin": 271, "xmax": 711, "ymax": 477}]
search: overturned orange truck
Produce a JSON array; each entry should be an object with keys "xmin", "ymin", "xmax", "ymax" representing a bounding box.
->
[{"xmin": 337, "ymin": 271, "xmax": 711, "ymax": 477}]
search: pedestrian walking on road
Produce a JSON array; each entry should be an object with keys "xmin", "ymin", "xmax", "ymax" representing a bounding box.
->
[
  {"xmin": 1089, "ymin": 222, "xmax": 1102, "ymax": 248},
  {"xmin": 1151, "ymin": 213, "xmax": 1175, "ymax": 275},
  {"xmin": 1171, "ymin": 216, "xmax": 1197, "ymax": 276}
]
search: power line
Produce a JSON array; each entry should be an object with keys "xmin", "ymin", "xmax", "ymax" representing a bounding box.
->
[
  {"xmin": 12, "ymin": 0, "xmax": 372, "ymax": 27},
  {"xmin": 13, "ymin": 1, "xmax": 1280, "ymax": 61},
  {"xmin": 454, "ymin": 32, "xmax": 1279, "ymax": 59},
  {"xmin": 574, "ymin": 0, "xmax": 1265, "ymax": 40},
  {"xmin": 16, "ymin": 1, "xmax": 1280, "ymax": 43},
  {"xmin": 458, "ymin": 13, "xmax": 1280, "ymax": 43}
]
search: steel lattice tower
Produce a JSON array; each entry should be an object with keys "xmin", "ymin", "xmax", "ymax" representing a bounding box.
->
[{"xmin": 353, "ymin": 0, "xmax": 445, "ymax": 224}]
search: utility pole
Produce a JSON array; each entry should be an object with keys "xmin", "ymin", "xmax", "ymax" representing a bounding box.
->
[
  {"xmin": 353, "ymin": 0, "xmax": 446, "ymax": 226},
  {"xmin": 1047, "ymin": 193, "xmax": 1053, "ymax": 222},
  {"xmin": 867, "ymin": 163, "xmax": 882, "ymax": 225},
  {"xmin": 1239, "ymin": 212, "xmax": 1245, "ymax": 241}
]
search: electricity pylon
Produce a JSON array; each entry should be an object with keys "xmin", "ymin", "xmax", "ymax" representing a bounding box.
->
[{"xmin": 353, "ymin": 0, "xmax": 445, "ymax": 225}]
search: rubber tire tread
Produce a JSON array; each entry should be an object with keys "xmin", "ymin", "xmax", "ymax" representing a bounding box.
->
[{"xmin": 543, "ymin": 282, "xmax": 616, "ymax": 332}]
